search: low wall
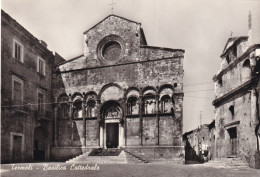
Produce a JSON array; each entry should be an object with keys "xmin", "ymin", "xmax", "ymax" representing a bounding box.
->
[{"xmin": 125, "ymin": 146, "xmax": 184, "ymax": 163}]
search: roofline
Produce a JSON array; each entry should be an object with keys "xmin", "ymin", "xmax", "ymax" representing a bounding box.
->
[
  {"xmin": 220, "ymin": 36, "xmax": 248, "ymax": 58},
  {"xmin": 213, "ymin": 44, "xmax": 260, "ymax": 82},
  {"xmin": 1, "ymin": 10, "xmax": 53, "ymax": 55},
  {"xmin": 56, "ymin": 54, "xmax": 84, "ymax": 67},
  {"xmin": 83, "ymin": 14, "xmax": 141, "ymax": 34},
  {"xmin": 140, "ymin": 45, "xmax": 185, "ymax": 53}
]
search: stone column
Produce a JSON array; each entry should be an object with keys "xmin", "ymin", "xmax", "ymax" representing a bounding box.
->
[
  {"xmin": 139, "ymin": 95, "xmax": 143, "ymax": 146},
  {"xmin": 82, "ymin": 100, "xmax": 86, "ymax": 147},
  {"xmin": 156, "ymin": 94, "xmax": 160, "ymax": 146},
  {"xmin": 54, "ymin": 106, "xmax": 58, "ymax": 147}
]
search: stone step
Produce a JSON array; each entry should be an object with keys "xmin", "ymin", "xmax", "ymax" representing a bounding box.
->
[
  {"xmin": 67, "ymin": 150, "xmax": 128, "ymax": 164},
  {"xmin": 203, "ymin": 158, "xmax": 249, "ymax": 168},
  {"xmin": 123, "ymin": 149, "xmax": 148, "ymax": 163}
]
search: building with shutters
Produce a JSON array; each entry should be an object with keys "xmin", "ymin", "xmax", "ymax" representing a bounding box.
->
[{"xmin": 1, "ymin": 10, "xmax": 65, "ymax": 163}]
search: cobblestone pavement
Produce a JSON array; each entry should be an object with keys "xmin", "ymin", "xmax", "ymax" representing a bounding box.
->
[{"xmin": 1, "ymin": 162, "xmax": 260, "ymax": 177}]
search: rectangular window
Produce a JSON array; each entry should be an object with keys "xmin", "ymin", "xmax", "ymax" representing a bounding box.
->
[
  {"xmin": 38, "ymin": 92, "xmax": 44, "ymax": 115},
  {"xmin": 12, "ymin": 76, "xmax": 24, "ymax": 105},
  {"xmin": 37, "ymin": 57, "xmax": 46, "ymax": 76},
  {"xmin": 13, "ymin": 39, "xmax": 24, "ymax": 63}
]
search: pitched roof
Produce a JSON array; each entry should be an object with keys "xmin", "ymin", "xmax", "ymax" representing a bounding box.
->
[
  {"xmin": 221, "ymin": 36, "xmax": 248, "ymax": 57},
  {"xmin": 83, "ymin": 14, "xmax": 141, "ymax": 34}
]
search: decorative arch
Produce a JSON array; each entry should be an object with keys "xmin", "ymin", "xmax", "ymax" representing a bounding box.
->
[
  {"xmin": 98, "ymin": 83, "xmax": 124, "ymax": 102},
  {"xmin": 142, "ymin": 86, "xmax": 157, "ymax": 95},
  {"xmin": 124, "ymin": 87, "xmax": 140, "ymax": 98},
  {"xmin": 100, "ymin": 100, "xmax": 122, "ymax": 120},
  {"xmin": 72, "ymin": 92, "xmax": 83, "ymax": 102},
  {"xmin": 158, "ymin": 84, "xmax": 174, "ymax": 93},
  {"xmin": 85, "ymin": 91, "xmax": 98, "ymax": 98}
]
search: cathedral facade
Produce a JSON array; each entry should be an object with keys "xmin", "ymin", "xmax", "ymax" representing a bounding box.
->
[{"xmin": 51, "ymin": 15, "xmax": 185, "ymax": 162}]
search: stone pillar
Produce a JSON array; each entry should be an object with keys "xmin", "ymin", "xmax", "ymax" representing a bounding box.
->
[
  {"xmin": 69, "ymin": 101, "xmax": 73, "ymax": 146},
  {"xmin": 139, "ymin": 95, "xmax": 143, "ymax": 146},
  {"xmin": 54, "ymin": 106, "xmax": 58, "ymax": 147},
  {"xmin": 122, "ymin": 98, "xmax": 127, "ymax": 147},
  {"xmin": 82, "ymin": 100, "xmax": 86, "ymax": 147},
  {"xmin": 96, "ymin": 99, "xmax": 102, "ymax": 147},
  {"xmin": 155, "ymin": 94, "xmax": 160, "ymax": 146}
]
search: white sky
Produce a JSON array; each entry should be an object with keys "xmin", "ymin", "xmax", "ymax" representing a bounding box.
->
[{"xmin": 2, "ymin": 0, "xmax": 260, "ymax": 132}]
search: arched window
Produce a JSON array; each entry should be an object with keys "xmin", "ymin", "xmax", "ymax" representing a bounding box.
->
[
  {"xmin": 226, "ymin": 54, "xmax": 230, "ymax": 64},
  {"xmin": 160, "ymin": 95, "xmax": 172, "ymax": 113},
  {"xmin": 86, "ymin": 99, "xmax": 96, "ymax": 117},
  {"xmin": 58, "ymin": 95, "xmax": 69, "ymax": 119},
  {"xmin": 58, "ymin": 103, "xmax": 69, "ymax": 119},
  {"xmin": 127, "ymin": 97, "xmax": 139, "ymax": 115},
  {"xmin": 73, "ymin": 100, "xmax": 82, "ymax": 118},
  {"xmin": 229, "ymin": 105, "xmax": 234, "ymax": 119},
  {"xmin": 243, "ymin": 59, "xmax": 250, "ymax": 68},
  {"xmin": 143, "ymin": 94, "xmax": 156, "ymax": 114}
]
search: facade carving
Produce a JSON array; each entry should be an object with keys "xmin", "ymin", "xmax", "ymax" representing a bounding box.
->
[{"xmin": 51, "ymin": 15, "xmax": 185, "ymax": 162}]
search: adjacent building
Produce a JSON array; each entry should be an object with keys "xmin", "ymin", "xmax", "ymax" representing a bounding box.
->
[
  {"xmin": 1, "ymin": 10, "xmax": 65, "ymax": 163},
  {"xmin": 212, "ymin": 22, "xmax": 260, "ymax": 167},
  {"xmin": 183, "ymin": 121, "xmax": 215, "ymax": 162},
  {"xmin": 51, "ymin": 15, "xmax": 185, "ymax": 162}
]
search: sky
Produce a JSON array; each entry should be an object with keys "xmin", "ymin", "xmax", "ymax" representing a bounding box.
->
[{"xmin": 2, "ymin": 0, "xmax": 260, "ymax": 132}]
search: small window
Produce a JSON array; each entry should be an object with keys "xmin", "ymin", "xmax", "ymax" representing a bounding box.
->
[
  {"xmin": 229, "ymin": 105, "xmax": 234, "ymax": 119},
  {"xmin": 243, "ymin": 59, "xmax": 250, "ymax": 68},
  {"xmin": 37, "ymin": 57, "xmax": 46, "ymax": 76},
  {"xmin": 143, "ymin": 94, "xmax": 156, "ymax": 114},
  {"xmin": 37, "ymin": 91, "xmax": 45, "ymax": 115},
  {"xmin": 13, "ymin": 39, "xmax": 24, "ymax": 63},
  {"xmin": 127, "ymin": 97, "xmax": 139, "ymax": 115},
  {"xmin": 226, "ymin": 54, "xmax": 230, "ymax": 64},
  {"xmin": 86, "ymin": 100, "xmax": 96, "ymax": 117},
  {"xmin": 73, "ymin": 100, "xmax": 82, "ymax": 118},
  {"xmin": 12, "ymin": 75, "xmax": 23, "ymax": 105},
  {"xmin": 160, "ymin": 95, "xmax": 172, "ymax": 113}
]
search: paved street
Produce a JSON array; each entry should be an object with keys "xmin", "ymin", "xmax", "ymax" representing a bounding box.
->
[{"xmin": 1, "ymin": 162, "xmax": 260, "ymax": 177}]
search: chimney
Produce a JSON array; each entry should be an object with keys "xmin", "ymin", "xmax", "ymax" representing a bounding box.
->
[
  {"xmin": 248, "ymin": 11, "xmax": 253, "ymax": 46},
  {"xmin": 39, "ymin": 40, "xmax": 48, "ymax": 48}
]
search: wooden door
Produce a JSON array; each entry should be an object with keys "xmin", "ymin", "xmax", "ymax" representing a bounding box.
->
[{"xmin": 13, "ymin": 136, "xmax": 22, "ymax": 162}]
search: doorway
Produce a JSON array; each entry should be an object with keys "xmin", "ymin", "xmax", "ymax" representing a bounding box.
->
[
  {"xmin": 13, "ymin": 135, "xmax": 22, "ymax": 162},
  {"xmin": 228, "ymin": 127, "xmax": 237, "ymax": 155},
  {"xmin": 34, "ymin": 127, "xmax": 45, "ymax": 161},
  {"xmin": 106, "ymin": 123, "xmax": 119, "ymax": 148}
]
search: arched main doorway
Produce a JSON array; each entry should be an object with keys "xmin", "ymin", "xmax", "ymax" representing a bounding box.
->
[
  {"xmin": 34, "ymin": 127, "xmax": 45, "ymax": 160},
  {"xmin": 100, "ymin": 101, "xmax": 124, "ymax": 148}
]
